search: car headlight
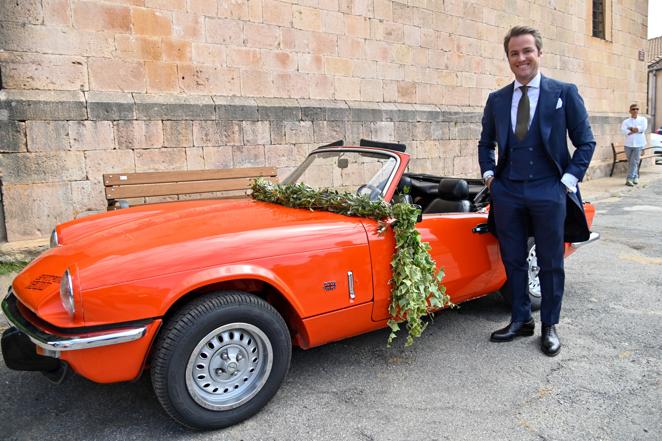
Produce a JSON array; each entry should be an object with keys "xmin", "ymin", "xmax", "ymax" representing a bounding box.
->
[
  {"xmin": 50, "ymin": 228, "xmax": 59, "ymax": 248},
  {"xmin": 60, "ymin": 268, "xmax": 75, "ymax": 317}
]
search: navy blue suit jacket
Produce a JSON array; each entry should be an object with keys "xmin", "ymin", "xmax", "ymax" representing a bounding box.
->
[{"xmin": 477, "ymin": 75, "xmax": 596, "ymax": 242}]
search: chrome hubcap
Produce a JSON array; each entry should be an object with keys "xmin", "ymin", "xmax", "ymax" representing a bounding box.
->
[
  {"xmin": 527, "ymin": 244, "xmax": 542, "ymax": 298},
  {"xmin": 185, "ymin": 323, "xmax": 273, "ymax": 410}
]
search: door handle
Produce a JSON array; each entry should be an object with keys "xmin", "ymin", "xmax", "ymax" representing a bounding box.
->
[{"xmin": 472, "ymin": 223, "xmax": 489, "ymax": 234}]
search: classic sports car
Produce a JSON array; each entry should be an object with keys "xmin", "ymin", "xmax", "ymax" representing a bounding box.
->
[{"xmin": 1, "ymin": 141, "xmax": 598, "ymax": 429}]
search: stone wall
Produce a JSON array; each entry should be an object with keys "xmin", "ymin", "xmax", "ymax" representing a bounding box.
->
[
  {"xmin": 0, "ymin": 1, "xmax": 649, "ymax": 109},
  {"xmin": 0, "ymin": 90, "xmax": 625, "ymax": 242},
  {"xmin": 0, "ymin": 0, "xmax": 650, "ymax": 242}
]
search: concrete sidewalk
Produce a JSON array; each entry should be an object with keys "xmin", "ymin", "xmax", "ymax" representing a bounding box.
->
[{"xmin": 580, "ymin": 162, "xmax": 662, "ymax": 203}]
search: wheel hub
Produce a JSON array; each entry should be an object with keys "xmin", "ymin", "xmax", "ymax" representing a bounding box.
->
[
  {"xmin": 210, "ymin": 346, "xmax": 248, "ymax": 380},
  {"xmin": 185, "ymin": 323, "xmax": 273, "ymax": 411}
]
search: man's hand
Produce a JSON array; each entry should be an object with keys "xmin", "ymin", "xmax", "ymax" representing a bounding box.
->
[{"xmin": 485, "ymin": 176, "xmax": 494, "ymax": 190}]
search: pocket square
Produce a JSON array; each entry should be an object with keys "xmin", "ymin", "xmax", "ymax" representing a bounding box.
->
[{"xmin": 556, "ymin": 98, "xmax": 563, "ymax": 109}]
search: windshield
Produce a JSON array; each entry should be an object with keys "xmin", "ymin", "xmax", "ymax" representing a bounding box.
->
[{"xmin": 282, "ymin": 149, "xmax": 399, "ymax": 201}]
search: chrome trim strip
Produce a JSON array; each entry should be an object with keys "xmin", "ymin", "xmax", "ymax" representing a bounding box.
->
[
  {"xmin": 571, "ymin": 231, "xmax": 600, "ymax": 249},
  {"xmin": 2, "ymin": 291, "xmax": 148, "ymax": 352},
  {"xmin": 50, "ymin": 228, "xmax": 59, "ymax": 247},
  {"xmin": 347, "ymin": 271, "xmax": 355, "ymax": 300}
]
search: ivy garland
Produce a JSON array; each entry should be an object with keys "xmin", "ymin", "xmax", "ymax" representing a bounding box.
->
[{"xmin": 250, "ymin": 178, "xmax": 452, "ymax": 346}]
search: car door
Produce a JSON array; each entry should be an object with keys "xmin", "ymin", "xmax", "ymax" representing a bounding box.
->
[{"xmin": 368, "ymin": 212, "xmax": 506, "ymax": 322}]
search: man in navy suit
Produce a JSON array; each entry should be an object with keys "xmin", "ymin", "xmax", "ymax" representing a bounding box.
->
[{"xmin": 478, "ymin": 26, "xmax": 595, "ymax": 356}]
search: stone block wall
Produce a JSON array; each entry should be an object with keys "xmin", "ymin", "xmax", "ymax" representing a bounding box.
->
[
  {"xmin": 0, "ymin": 90, "xmax": 624, "ymax": 242},
  {"xmin": 0, "ymin": 1, "xmax": 650, "ymax": 242},
  {"xmin": 0, "ymin": 1, "xmax": 649, "ymax": 109}
]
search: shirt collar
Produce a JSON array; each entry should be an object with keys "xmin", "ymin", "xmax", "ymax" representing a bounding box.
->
[{"xmin": 514, "ymin": 72, "xmax": 541, "ymax": 90}]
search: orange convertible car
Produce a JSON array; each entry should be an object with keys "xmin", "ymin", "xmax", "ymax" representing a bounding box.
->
[{"xmin": 1, "ymin": 141, "xmax": 598, "ymax": 429}]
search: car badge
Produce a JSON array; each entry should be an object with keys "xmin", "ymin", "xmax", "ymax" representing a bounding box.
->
[
  {"xmin": 26, "ymin": 274, "xmax": 62, "ymax": 291},
  {"xmin": 323, "ymin": 281, "xmax": 336, "ymax": 291}
]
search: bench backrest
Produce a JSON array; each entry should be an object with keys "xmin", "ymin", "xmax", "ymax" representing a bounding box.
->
[{"xmin": 103, "ymin": 167, "xmax": 278, "ymax": 209}]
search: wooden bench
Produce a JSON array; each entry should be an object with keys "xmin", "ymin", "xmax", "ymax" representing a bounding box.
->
[
  {"xmin": 103, "ymin": 167, "xmax": 278, "ymax": 210},
  {"xmin": 609, "ymin": 143, "xmax": 659, "ymax": 176}
]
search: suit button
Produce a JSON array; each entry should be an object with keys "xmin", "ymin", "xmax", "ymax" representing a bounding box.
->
[
  {"xmin": 529, "ymin": 147, "xmax": 533, "ymax": 151},
  {"xmin": 529, "ymin": 161, "xmax": 534, "ymax": 165},
  {"xmin": 529, "ymin": 174, "xmax": 534, "ymax": 178}
]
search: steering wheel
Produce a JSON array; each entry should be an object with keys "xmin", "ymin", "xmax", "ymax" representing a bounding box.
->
[{"xmin": 357, "ymin": 184, "xmax": 381, "ymax": 200}]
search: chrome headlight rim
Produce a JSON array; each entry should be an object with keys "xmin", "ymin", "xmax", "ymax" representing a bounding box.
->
[{"xmin": 60, "ymin": 268, "xmax": 75, "ymax": 318}]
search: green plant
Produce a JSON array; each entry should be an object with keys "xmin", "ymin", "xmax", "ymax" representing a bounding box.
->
[
  {"xmin": 250, "ymin": 179, "xmax": 451, "ymax": 346},
  {"xmin": 0, "ymin": 261, "xmax": 28, "ymax": 276}
]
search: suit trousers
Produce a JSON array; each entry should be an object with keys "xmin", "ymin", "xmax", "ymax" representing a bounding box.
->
[{"xmin": 490, "ymin": 176, "xmax": 567, "ymax": 325}]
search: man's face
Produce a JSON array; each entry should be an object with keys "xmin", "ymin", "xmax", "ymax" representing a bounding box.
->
[
  {"xmin": 629, "ymin": 107, "xmax": 639, "ymax": 117},
  {"xmin": 507, "ymin": 34, "xmax": 541, "ymax": 84}
]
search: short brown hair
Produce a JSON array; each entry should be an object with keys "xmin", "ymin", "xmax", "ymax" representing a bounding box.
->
[
  {"xmin": 503, "ymin": 26, "xmax": 543, "ymax": 55},
  {"xmin": 629, "ymin": 103, "xmax": 639, "ymax": 110}
]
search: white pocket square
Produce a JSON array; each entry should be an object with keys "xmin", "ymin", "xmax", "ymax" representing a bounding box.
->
[{"xmin": 556, "ymin": 98, "xmax": 563, "ymax": 109}]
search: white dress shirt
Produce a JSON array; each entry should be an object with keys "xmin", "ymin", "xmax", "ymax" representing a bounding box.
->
[
  {"xmin": 483, "ymin": 72, "xmax": 578, "ymax": 192},
  {"xmin": 621, "ymin": 116, "xmax": 647, "ymax": 148}
]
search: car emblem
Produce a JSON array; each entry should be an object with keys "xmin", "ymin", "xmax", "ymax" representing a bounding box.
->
[
  {"xmin": 323, "ymin": 281, "xmax": 336, "ymax": 291},
  {"xmin": 26, "ymin": 274, "xmax": 62, "ymax": 291}
]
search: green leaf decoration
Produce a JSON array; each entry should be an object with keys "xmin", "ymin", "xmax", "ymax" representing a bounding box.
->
[{"xmin": 250, "ymin": 178, "xmax": 452, "ymax": 347}]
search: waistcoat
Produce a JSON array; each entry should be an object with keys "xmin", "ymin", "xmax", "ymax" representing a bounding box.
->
[{"xmin": 502, "ymin": 106, "xmax": 558, "ymax": 181}]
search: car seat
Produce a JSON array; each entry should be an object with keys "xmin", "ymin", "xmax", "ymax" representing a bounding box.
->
[{"xmin": 422, "ymin": 178, "xmax": 471, "ymax": 214}]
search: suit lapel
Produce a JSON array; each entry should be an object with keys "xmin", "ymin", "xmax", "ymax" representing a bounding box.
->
[
  {"xmin": 539, "ymin": 75, "xmax": 560, "ymax": 152},
  {"xmin": 495, "ymin": 83, "xmax": 514, "ymax": 152}
]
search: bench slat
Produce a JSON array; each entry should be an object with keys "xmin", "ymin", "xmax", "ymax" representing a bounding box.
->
[
  {"xmin": 103, "ymin": 167, "xmax": 277, "ymax": 186},
  {"xmin": 105, "ymin": 176, "xmax": 278, "ymax": 199}
]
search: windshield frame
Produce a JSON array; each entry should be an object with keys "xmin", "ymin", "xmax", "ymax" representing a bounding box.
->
[{"xmin": 282, "ymin": 147, "xmax": 403, "ymax": 201}]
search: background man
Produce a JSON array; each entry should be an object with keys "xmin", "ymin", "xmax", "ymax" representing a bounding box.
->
[
  {"xmin": 620, "ymin": 104, "xmax": 648, "ymax": 186},
  {"xmin": 477, "ymin": 26, "xmax": 595, "ymax": 356}
]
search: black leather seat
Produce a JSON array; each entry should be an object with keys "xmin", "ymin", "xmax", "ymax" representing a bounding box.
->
[
  {"xmin": 395, "ymin": 176, "xmax": 414, "ymax": 204},
  {"xmin": 422, "ymin": 178, "xmax": 471, "ymax": 214}
]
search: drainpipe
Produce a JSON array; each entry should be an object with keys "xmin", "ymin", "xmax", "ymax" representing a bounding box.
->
[{"xmin": 650, "ymin": 68, "xmax": 657, "ymax": 129}]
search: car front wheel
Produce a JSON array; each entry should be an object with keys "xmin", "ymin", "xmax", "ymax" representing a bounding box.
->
[
  {"xmin": 150, "ymin": 291, "xmax": 291, "ymax": 430},
  {"xmin": 499, "ymin": 238, "xmax": 542, "ymax": 312}
]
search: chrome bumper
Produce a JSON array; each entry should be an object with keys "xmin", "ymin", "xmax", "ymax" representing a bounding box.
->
[
  {"xmin": 571, "ymin": 231, "xmax": 600, "ymax": 249},
  {"xmin": 2, "ymin": 290, "xmax": 148, "ymax": 352}
]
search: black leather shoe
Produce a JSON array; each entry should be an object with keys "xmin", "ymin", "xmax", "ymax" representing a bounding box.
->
[
  {"xmin": 490, "ymin": 318, "xmax": 535, "ymax": 342},
  {"xmin": 541, "ymin": 325, "xmax": 561, "ymax": 356}
]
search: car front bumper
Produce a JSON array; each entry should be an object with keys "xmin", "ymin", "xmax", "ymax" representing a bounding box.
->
[
  {"xmin": 2, "ymin": 290, "xmax": 148, "ymax": 352},
  {"xmin": 1, "ymin": 290, "xmax": 161, "ymax": 383}
]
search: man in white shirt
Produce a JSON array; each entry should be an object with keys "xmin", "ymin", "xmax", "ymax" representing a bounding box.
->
[{"xmin": 620, "ymin": 104, "xmax": 648, "ymax": 186}]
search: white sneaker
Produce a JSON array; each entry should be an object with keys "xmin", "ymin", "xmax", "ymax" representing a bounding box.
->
[
  {"xmin": 633, "ymin": 177, "xmax": 639, "ymax": 184},
  {"xmin": 625, "ymin": 179, "xmax": 634, "ymax": 187}
]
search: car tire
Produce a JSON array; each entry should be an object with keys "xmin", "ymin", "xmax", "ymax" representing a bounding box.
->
[
  {"xmin": 499, "ymin": 238, "xmax": 542, "ymax": 312},
  {"xmin": 150, "ymin": 291, "xmax": 291, "ymax": 430}
]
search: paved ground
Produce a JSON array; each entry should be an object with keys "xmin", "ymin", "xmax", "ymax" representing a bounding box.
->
[{"xmin": 1, "ymin": 167, "xmax": 661, "ymax": 440}]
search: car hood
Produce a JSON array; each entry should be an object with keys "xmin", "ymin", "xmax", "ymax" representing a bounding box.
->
[{"xmin": 16, "ymin": 199, "xmax": 371, "ymax": 293}]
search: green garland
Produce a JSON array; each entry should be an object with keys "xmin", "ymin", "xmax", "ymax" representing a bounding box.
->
[{"xmin": 250, "ymin": 178, "xmax": 451, "ymax": 346}]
